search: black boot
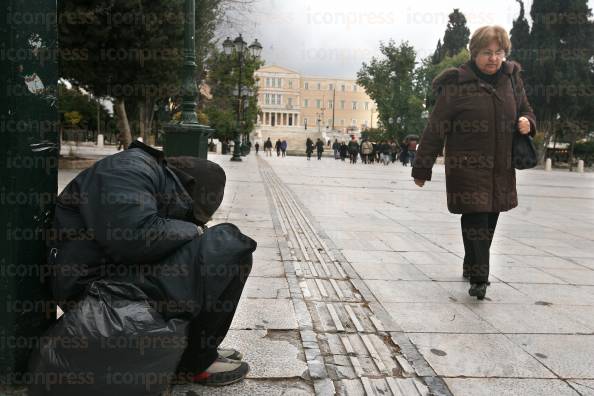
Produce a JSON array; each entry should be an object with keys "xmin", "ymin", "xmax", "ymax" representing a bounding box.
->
[{"xmin": 468, "ymin": 283, "xmax": 487, "ymax": 300}]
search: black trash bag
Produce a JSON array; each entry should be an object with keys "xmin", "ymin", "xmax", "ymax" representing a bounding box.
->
[{"xmin": 28, "ymin": 280, "xmax": 188, "ymax": 396}]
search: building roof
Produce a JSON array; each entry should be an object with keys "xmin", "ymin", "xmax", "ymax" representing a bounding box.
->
[{"xmin": 256, "ymin": 65, "xmax": 301, "ymax": 75}]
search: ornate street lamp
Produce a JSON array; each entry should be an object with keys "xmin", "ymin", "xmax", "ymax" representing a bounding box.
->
[
  {"xmin": 163, "ymin": 0, "xmax": 213, "ymax": 159},
  {"xmin": 223, "ymin": 35, "xmax": 262, "ymax": 161}
]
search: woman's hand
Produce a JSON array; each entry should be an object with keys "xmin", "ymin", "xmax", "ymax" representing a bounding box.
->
[
  {"xmin": 414, "ymin": 178, "xmax": 425, "ymax": 187},
  {"xmin": 518, "ymin": 117, "xmax": 531, "ymax": 135}
]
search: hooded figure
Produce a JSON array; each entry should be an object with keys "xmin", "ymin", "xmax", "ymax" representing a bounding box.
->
[{"xmin": 33, "ymin": 141, "xmax": 256, "ymax": 395}]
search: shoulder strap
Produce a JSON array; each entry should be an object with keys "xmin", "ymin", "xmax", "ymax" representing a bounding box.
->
[{"xmin": 509, "ymin": 73, "xmax": 520, "ymax": 119}]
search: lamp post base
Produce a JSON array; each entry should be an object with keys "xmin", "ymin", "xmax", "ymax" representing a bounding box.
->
[{"xmin": 230, "ymin": 155, "xmax": 243, "ymax": 162}]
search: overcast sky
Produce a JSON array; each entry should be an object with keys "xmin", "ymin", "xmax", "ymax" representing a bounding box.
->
[{"xmin": 219, "ymin": 0, "xmax": 594, "ymax": 79}]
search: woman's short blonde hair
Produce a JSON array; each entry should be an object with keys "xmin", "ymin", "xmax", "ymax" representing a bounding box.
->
[{"xmin": 469, "ymin": 26, "xmax": 512, "ymax": 59}]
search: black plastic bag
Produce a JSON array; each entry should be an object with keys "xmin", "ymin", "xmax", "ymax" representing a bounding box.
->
[{"xmin": 28, "ymin": 281, "xmax": 188, "ymax": 396}]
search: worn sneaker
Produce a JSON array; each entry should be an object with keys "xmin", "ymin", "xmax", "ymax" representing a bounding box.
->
[
  {"xmin": 217, "ymin": 347, "xmax": 243, "ymax": 361},
  {"xmin": 191, "ymin": 356, "xmax": 249, "ymax": 386}
]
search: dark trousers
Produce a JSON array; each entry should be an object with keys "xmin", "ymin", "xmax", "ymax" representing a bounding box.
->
[
  {"xmin": 461, "ymin": 212, "xmax": 499, "ymax": 283},
  {"xmin": 177, "ymin": 254, "xmax": 252, "ymax": 374}
]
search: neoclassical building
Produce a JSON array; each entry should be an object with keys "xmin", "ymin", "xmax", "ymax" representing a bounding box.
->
[{"xmin": 255, "ymin": 65, "xmax": 378, "ymax": 133}]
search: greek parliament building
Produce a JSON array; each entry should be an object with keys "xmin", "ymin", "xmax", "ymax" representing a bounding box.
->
[{"xmin": 254, "ymin": 65, "xmax": 379, "ymax": 135}]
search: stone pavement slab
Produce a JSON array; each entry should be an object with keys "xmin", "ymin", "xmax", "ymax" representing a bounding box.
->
[
  {"xmin": 444, "ymin": 378, "xmax": 580, "ymax": 396},
  {"xmin": 408, "ymin": 333, "xmax": 555, "ymax": 378}
]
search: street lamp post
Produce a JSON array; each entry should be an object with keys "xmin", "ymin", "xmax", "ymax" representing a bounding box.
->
[
  {"xmin": 163, "ymin": 0, "xmax": 214, "ymax": 159},
  {"xmin": 223, "ymin": 35, "xmax": 262, "ymax": 162}
]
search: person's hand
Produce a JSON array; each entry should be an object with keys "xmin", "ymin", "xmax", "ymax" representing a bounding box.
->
[
  {"xmin": 414, "ymin": 178, "xmax": 425, "ymax": 187},
  {"xmin": 518, "ymin": 117, "xmax": 531, "ymax": 135}
]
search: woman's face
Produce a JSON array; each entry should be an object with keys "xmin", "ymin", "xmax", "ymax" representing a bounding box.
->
[{"xmin": 474, "ymin": 41, "xmax": 506, "ymax": 75}]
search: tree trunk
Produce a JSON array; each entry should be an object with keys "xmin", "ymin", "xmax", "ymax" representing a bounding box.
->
[
  {"xmin": 114, "ymin": 97, "xmax": 132, "ymax": 148},
  {"xmin": 138, "ymin": 97, "xmax": 156, "ymax": 144},
  {"xmin": 138, "ymin": 102, "xmax": 146, "ymax": 142},
  {"xmin": 538, "ymin": 119, "xmax": 553, "ymax": 165}
]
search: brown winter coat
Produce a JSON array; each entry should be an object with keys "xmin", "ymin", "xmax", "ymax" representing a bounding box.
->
[{"xmin": 412, "ymin": 61, "xmax": 536, "ymax": 214}]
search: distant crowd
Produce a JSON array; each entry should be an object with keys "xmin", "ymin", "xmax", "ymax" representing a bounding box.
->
[{"xmin": 254, "ymin": 135, "xmax": 419, "ymax": 166}]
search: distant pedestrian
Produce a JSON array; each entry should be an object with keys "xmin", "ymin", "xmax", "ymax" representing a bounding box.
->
[
  {"xmin": 332, "ymin": 139, "xmax": 340, "ymax": 160},
  {"xmin": 400, "ymin": 141, "xmax": 409, "ymax": 166},
  {"xmin": 275, "ymin": 139, "xmax": 282, "ymax": 157},
  {"xmin": 255, "ymin": 142, "xmax": 260, "ymax": 155},
  {"xmin": 264, "ymin": 137, "xmax": 273, "ymax": 157},
  {"xmin": 360, "ymin": 138, "xmax": 373, "ymax": 164},
  {"xmin": 315, "ymin": 138, "xmax": 324, "ymax": 160},
  {"xmin": 390, "ymin": 140, "xmax": 399, "ymax": 163},
  {"xmin": 281, "ymin": 140, "xmax": 288, "ymax": 157},
  {"xmin": 347, "ymin": 136, "xmax": 359, "ymax": 164},
  {"xmin": 339, "ymin": 142, "xmax": 348, "ymax": 161},
  {"xmin": 305, "ymin": 138, "xmax": 314, "ymax": 161},
  {"xmin": 407, "ymin": 137, "xmax": 418, "ymax": 166},
  {"xmin": 380, "ymin": 140, "xmax": 391, "ymax": 165}
]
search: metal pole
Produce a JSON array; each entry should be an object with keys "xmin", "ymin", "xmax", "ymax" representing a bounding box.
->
[
  {"xmin": 181, "ymin": 0, "xmax": 198, "ymax": 124},
  {"xmin": 231, "ymin": 47, "xmax": 243, "ymax": 161}
]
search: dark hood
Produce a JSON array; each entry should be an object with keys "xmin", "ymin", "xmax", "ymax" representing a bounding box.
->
[{"xmin": 166, "ymin": 156, "xmax": 226, "ymax": 226}]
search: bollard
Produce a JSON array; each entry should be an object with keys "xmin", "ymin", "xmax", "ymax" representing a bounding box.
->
[
  {"xmin": 578, "ymin": 160, "xmax": 584, "ymax": 173},
  {"xmin": 545, "ymin": 158, "xmax": 552, "ymax": 172},
  {"xmin": 97, "ymin": 134, "xmax": 104, "ymax": 148}
]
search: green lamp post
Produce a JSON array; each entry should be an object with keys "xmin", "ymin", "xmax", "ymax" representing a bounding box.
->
[
  {"xmin": 163, "ymin": 0, "xmax": 213, "ymax": 159},
  {"xmin": 222, "ymin": 35, "xmax": 262, "ymax": 161}
]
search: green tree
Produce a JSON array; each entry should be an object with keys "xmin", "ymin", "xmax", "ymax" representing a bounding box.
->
[
  {"xmin": 202, "ymin": 48, "xmax": 263, "ymax": 141},
  {"xmin": 527, "ymin": 0, "xmax": 594, "ymax": 167},
  {"xmin": 59, "ymin": 0, "xmax": 226, "ymax": 147},
  {"xmin": 431, "ymin": 39, "xmax": 444, "ymax": 65},
  {"xmin": 441, "ymin": 9, "xmax": 470, "ymax": 60},
  {"xmin": 418, "ymin": 49, "xmax": 470, "ymax": 111},
  {"xmin": 357, "ymin": 41, "xmax": 425, "ymax": 142},
  {"xmin": 58, "ymin": 82, "xmax": 114, "ymax": 137},
  {"xmin": 509, "ymin": 0, "xmax": 531, "ymax": 69}
]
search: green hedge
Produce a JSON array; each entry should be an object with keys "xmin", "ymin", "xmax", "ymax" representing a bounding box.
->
[{"xmin": 574, "ymin": 141, "xmax": 594, "ymax": 166}]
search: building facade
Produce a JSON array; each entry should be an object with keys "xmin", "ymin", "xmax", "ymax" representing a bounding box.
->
[{"xmin": 255, "ymin": 65, "xmax": 378, "ymax": 133}]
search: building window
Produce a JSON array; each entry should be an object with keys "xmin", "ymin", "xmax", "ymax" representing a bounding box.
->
[
  {"xmin": 364, "ymin": 119, "xmax": 368, "ymax": 127},
  {"xmin": 316, "ymin": 99, "xmax": 321, "ymax": 109},
  {"xmin": 288, "ymin": 97, "xmax": 293, "ymax": 106},
  {"xmin": 304, "ymin": 82, "xmax": 309, "ymax": 90},
  {"xmin": 352, "ymin": 119, "xmax": 356, "ymax": 126},
  {"xmin": 352, "ymin": 101, "xmax": 357, "ymax": 110},
  {"xmin": 365, "ymin": 102, "xmax": 369, "ymax": 110},
  {"xmin": 341, "ymin": 84, "xmax": 345, "ymax": 92},
  {"xmin": 340, "ymin": 100, "xmax": 345, "ymax": 109},
  {"xmin": 340, "ymin": 119, "xmax": 344, "ymax": 126},
  {"xmin": 329, "ymin": 83, "xmax": 334, "ymax": 91},
  {"xmin": 303, "ymin": 99, "xmax": 308, "ymax": 108},
  {"xmin": 266, "ymin": 78, "xmax": 271, "ymax": 88},
  {"xmin": 265, "ymin": 93, "xmax": 270, "ymax": 105},
  {"xmin": 353, "ymin": 85, "xmax": 357, "ymax": 92},
  {"xmin": 278, "ymin": 78, "xmax": 282, "ymax": 88},
  {"xmin": 317, "ymin": 82, "xmax": 321, "ymax": 90},
  {"xmin": 288, "ymin": 80, "xmax": 293, "ymax": 89},
  {"xmin": 328, "ymin": 100, "xmax": 333, "ymax": 109}
]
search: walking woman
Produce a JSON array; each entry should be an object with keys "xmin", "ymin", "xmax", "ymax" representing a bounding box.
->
[{"xmin": 412, "ymin": 26, "xmax": 536, "ymax": 300}]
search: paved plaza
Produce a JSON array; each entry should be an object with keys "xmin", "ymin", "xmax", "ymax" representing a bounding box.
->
[{"xmin": 58, "ymin": 153, "xmax": 594, "ymax": 396}]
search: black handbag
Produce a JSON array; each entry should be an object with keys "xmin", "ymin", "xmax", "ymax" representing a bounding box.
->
[{"xmin": 510, "ymin": 74, "xmax": 538, "ymax": 169}]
